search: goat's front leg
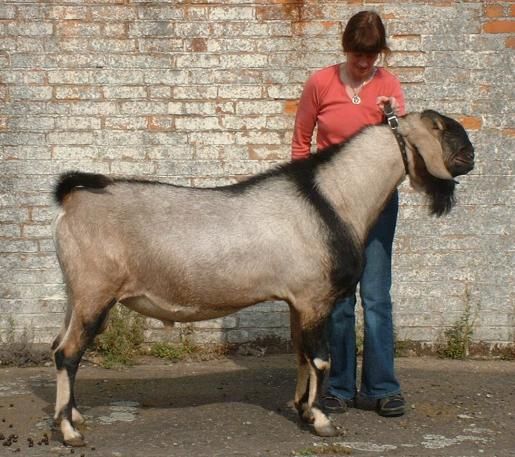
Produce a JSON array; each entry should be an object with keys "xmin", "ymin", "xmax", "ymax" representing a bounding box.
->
[{"xmin": 291, "ymin": 312, "xmax": 339, "ymax": 437}]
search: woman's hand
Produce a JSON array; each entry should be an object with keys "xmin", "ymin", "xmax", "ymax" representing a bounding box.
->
[{"xmin": 376, "ymin": 96, "xmax": 400, "ymax": 114}]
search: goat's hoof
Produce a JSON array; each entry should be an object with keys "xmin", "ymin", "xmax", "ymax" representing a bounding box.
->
[
  {"xmin": 314, "ymin": 422, "xmax": 340, "ymax": 437},
  {"xmin": 72, "ymin": 408, "xmax": 85, "ymax": 424},
  {"xmin": 64, "ymin": 436, "xmax": 86, "ymax": 448}
]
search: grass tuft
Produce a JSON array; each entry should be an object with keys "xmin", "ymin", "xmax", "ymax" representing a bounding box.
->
[
  {"xmin": 0, "ymin": 317, "xmax": 51, "ymax": 367},
  {"xmin": 92, "ymin": 305, "xmax": 146, "ymax": 368},
  {"xmin": 437, "ymin": 288, "xmax": 478, "ymax": 360}
]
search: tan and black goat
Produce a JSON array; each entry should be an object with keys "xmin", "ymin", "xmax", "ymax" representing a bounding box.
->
[{"xmin": 51, "ymin": 110, "xmax": 474, "ymax": 446}]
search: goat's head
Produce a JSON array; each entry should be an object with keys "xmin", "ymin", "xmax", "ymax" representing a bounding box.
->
[{"xmin": 399, "ymin": 110, "xmax": 475, "ymax": 216}]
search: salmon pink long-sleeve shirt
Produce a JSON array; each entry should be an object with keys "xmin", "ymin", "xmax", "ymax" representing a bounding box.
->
[{"xmin": 291, "ymin": 64, "xmax": 405, "ymax": 160}]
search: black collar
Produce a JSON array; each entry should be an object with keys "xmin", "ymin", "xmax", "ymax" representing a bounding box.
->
[{"xmin": 383, "ymin": 103, "xmax": 409, "ymax": 175}]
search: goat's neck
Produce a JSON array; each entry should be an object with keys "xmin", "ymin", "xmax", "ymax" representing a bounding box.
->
[{"xmin": 315, "ymin": 126, "xmax": 406, "ymax": 244}]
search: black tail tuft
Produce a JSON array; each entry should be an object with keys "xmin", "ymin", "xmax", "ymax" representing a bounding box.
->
[{"xmin": 54, "ymin": 171, "xmax": 113, "ymax": 205}]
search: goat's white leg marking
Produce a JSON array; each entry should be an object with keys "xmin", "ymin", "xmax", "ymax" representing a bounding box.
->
[
  {"xmin": 72, "ymin": 408, "xmax": 85, "ymax": 424},
  {"xmin": 54, "ymin": 369, "xmax": 70, "ymax": 421},
  {"xmin": 294, "ymin": 361, "xmax": 309, "ymax": 407},
  {"xmin": 308, "ymin": 364, "xmax": 318, "ymax": 406},
  {"xmin": 313, "ymin": 357, "xmax": 330, "ymax": 371}
]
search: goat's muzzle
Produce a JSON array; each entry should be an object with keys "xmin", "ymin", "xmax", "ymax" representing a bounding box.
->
[{"xmin": 451, "ymin": 144, "xmax": 475, "ymax": 177}]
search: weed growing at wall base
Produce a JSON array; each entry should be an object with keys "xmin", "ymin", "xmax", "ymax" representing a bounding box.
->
[
  {"xmin": 92, "ymin": 305, "xmax": 146, "ymax": 368},
  {"xmin": 437, "ymin": 289, "xmax": 478, "ymax": 360},
  {"xmin": 0, "ymin": 317, "xmax": 50, "ymax": 366}
]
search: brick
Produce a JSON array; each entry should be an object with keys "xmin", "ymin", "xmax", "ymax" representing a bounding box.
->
[
  {"xmin": 172, "ymin": 86, "xmax": 218, "ymax": 100},
  {"xmin": 209, "ymin": 6, "xmax": 254, "ymax": 21},
  {"xmin": 484, "ymin": 5, "xmax": 504, "ymax": 18},
  {"xmin": 139, "ymin": 38, "xmax": 184, "ymax": 53},
  {"xmin": 48, "ymin": 6, "xmax": 91, "ymax": 21},
  {"xmin": 188, "ymin": 132, "xmax": 235, "ymax": 146},
  {"xmin": 175, "ymin": 53, "xmax": 220, "ymax": 69},
  {"xmin": 55, "ymin": 117, "xmax": 101, "ymax": 130},
  {"xmin": 68, "ymin": 102, "xmax": 118, "ymax": 116},
  {"xmin": 52, "ymin": 146, "xmax": 97, "ymax": 160},
  {"xmin": 90, "ymin": 39, "xmax": 137, "ymax": 53},
  {"xmin": 483, "ymin": 20, "xmax": 515, "ymax": 33},
  {"xmin": 456, "ymin": 115, "xmax": 483, "ymax": 130},
  {"xmin": 267, "ymin": 84, "xmax": 302, "ymax": 99},
  {"xmin": 236, "ymin": 101, "xmax": 284, "ymax": 115},
  {"xmin": 55, "ymin": 86, "xmax": 102, "ymax": 100},
  {"xmin": 0, "ymin": 5, "xmax": 16, "ymax": 20},
  {"xmin": 9, "ymin": 116, "xmax": 54, "ymax": 131},
  {"xmin": 222, "ymin": 116, "xmax": 267, "ymax": 130},
  {"xmin": 175, "ymin": 116, "xmax": 221, "ymax": 131},
  {"xmin": 129, "ymin": 22, "xmax": 174, "ymax": 38},
  {"xmin": 208, "ymin": 38, "xmax": 255, "ymax": 53},
  {"xmin": 103, "ymin": 86, "xmax": 147, "ymax": 99},
  {"xmin": 104, "ymin": 116, "xmax": 147, "ymax": 130},
  {"xmin": 220, "ymin": 54, "xmax": 268, "ymax": 69},
  {"xmin": 54, "ymin": 21, "xmax": 101, "ymax": 37},
  {"xmin": 143, "ymin": 70, "xmax": 188, "ymax": 85},
  {"xmin": 218, "ymin": 85, "xmax": 262, "ymax": 99},
  {"xmin": 148, "ymin": 86, "xmax": 172, "ymax": 99},
  {"xmin": 119, "ymin": 101, "xmax": 169, "ymax": 115},
  {"xmin": 137, "ymin": 5, "xmax": 184, "ymax": 21},
  {"xmin": 90, "ymin": 6, "xmax": 136, "ymax": 21},
  {"xmin": 7, "ymin": 22, "xmax": 53, "ymax": 36},
  {"xmin": 9, "ymin": 86, "xmax": 52, "ymax": 101}
]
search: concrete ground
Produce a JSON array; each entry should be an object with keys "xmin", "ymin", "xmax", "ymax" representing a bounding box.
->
[{"xmin": 0, "ymin": 354, "xmax": 514, "ymax": 457}]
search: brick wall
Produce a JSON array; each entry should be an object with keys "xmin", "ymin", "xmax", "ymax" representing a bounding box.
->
[{"xmin": 1, "ymin": 1, "xmax": 513, "ymax": 351}]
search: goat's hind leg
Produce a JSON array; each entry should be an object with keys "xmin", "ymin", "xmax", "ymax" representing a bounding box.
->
[
  {"xmin": 51, "ymin": 306, "xmax": 85, "ymax": 426},
  {"xmin": 53, "ymin": 299, "xmax": 114, "ymax": 446}
]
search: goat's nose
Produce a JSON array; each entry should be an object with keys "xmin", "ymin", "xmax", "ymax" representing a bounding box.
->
[{"xmin": 464, "ymin": 147, "xmax": 474, "ymax": 160}]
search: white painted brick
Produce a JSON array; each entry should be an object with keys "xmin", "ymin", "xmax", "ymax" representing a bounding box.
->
[
  {"xmin": 104, "ymin": 117, "xmax": 147, "ymax": 130},
  {"xmin": 221, "ymin": 54, "xmax": 268, "ymax": 69},
  {"xmin": 119, "ymin": 101, "xmax": 169, "ymax": 115},
  {"xmin": 55, "ymin": 117, "xmax": 101, "ymax": 130},
  {"xmin": 172, "ymin": 86, "xmax": 218, "ymax": 100},
  {"xmin": 175, "ymin": 116, "xmax": 221, "ymax": 131},
  {"xmin": 55, "ymin": 86, "xmax": 102, "ymax": 100},
  {"xmin": 103, "ymin": 86, "xmax": 147, "ymax": 99},
  {"xmin": 222, "ymin": 116, "xmax": 267, "ymax": 130},
  {"xmin": 10, "ymin": 86, "xmax": 52, "ymax": 100},
  {"xmin": 176, "ymin": 53, "xmax": 220, "ymax": 69},
  {"xmin": 218, "ymin": 85, "xmax": 262, "ymax": 99},
  {"xmin": 236, "ymin": 101, "xmax": 284, "ymax": 115}
]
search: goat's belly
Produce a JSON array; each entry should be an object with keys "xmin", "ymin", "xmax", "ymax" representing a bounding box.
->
[{"xmin": 120, "ymin": 295, "xmax": 238, "ymax": 323}]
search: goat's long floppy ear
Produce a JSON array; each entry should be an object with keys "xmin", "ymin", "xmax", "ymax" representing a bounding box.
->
[{"xmin": 400, "ymin": 112, "xmax": 453, "ymax": 180}]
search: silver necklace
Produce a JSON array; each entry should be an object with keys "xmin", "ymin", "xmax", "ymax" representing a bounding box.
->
[
  {"xmin": 351, "ymin": 86, "xmax": 364, "ymax": 105},
  {"xmin": 346, "ymin": 67, "xmax": 377, "ymax": 105}
]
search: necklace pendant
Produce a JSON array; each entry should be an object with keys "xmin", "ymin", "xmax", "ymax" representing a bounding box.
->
[{"xmin": 352, "ymin": 94, "xmax": 361, "ymax": 105}]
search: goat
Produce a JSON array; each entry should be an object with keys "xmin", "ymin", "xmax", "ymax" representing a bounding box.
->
[{"xmin": 51, "ymin": 110, "xmax": 474, "ymax": 446}]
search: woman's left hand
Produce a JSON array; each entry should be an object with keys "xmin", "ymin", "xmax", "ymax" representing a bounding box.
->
[{"xmin": 376, "ymin": 96, "xmax": 399, "ymax": 114}]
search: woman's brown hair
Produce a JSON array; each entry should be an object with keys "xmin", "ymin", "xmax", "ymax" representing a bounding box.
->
[{"xmin": 342, "ymin": 11, "xmax": 390, "ymax": 56}]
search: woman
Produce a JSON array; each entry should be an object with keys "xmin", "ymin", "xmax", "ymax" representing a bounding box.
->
[{"xmin": 291, "ymin": 10, "xmax": 406, "ymax": 417}]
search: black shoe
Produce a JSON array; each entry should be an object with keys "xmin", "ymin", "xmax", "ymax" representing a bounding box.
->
[
  {"xmin": 377, "ymin": 394, "xmax": 406, "ymax": 417},
  {"xmin": 322, "ymin": 394, "xmax": 353, "ymax": 413}
]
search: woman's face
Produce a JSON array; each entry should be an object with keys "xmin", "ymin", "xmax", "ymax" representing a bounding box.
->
[{"xmin": 345, "ymin": 52, "xmax": 379, "ymax": 81}]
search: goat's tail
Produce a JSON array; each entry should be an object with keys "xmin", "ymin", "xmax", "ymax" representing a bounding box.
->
[{"xmin": 54, "ymin": 171, "xmax": 113, "ymax": 205}]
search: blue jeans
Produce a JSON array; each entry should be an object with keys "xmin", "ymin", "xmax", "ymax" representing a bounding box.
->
[{"xmin": 327, "ymin": 191, "xmax": 400, "ymax": 401}]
